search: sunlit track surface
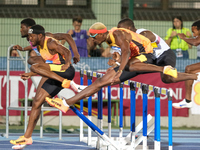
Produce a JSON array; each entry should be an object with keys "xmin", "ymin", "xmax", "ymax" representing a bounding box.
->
[{"xmin": 1, "ymin": 129, "xmax": 200, "ymax": 150}]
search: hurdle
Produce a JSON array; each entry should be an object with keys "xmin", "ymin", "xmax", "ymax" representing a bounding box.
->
[{"xmin": 72, "ymin": 70, "xmax": 173, "ymax": 150}]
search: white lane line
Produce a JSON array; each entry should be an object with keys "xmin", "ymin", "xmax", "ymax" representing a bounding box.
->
[{"xmin": 33, "ymin": 140, "xmax": 90, "ymax": 147}]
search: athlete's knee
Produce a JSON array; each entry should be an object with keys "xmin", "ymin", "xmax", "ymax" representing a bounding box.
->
[
  {"xmin": 32, "ymin": 97, "xmax": 43, "ymax": 110},
  {"xmin": 28, "ymin": 56, "xmax": 44, "ymax": 65},
  {"xmin": 185, "ymin": 65, "xmax": 192, "ymax": 73},
  {"xmin": 30, "ymin": 63, "xmax": 39, "ymax": 73},
  {"xmin": 161, "ymin": 76, "xmax": 176, "ymax": 83},
  {"xmin": 28, "ymin": 56, "xmax": 36, "ymax": 65}
]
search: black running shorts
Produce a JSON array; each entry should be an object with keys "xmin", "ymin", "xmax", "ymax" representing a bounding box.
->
[
  {"xmin": 41, "ymin": 64, "xmax": 75, "ymax": 97},
  {"xmin": 155, "ymin": 49, "xmax": 176, "ymax": 67}
]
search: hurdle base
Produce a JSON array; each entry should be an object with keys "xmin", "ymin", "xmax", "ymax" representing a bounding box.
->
[
  {"xmin": 81, "ymin": 114, "xmax": 154, "ymax": 149},
  {"xmin": 82, "ymin": 136, "xmax": 151, "ymax": 150}
]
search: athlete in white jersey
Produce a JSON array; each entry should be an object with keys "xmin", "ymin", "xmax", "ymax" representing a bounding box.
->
[
  {"xmin": 136, "ymin": 28, "xmax": 169, "ymax": 58},
  {"xmin": 117, "ymin": 18, "xmax": 200, "ymax": 109},
  {"xmin": 135, "ymin": 28, "xmax": 177, "ymax": 74},
  {"xmin": 116, "ymin": 18, "xmax": 200, "ymax": 94}
]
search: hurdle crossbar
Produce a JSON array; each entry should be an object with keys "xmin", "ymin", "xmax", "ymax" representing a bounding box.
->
[{"xmin": 78, "ymin": 70, "xmax": 173, "ymax": 150}]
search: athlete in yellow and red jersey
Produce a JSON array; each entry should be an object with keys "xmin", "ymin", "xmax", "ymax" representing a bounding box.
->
[
  {"xmin": 89, "ymin": 23, "xmax": 177, "ymax": 83},
  {"xmin": 45, "ymin": 22, "xmax": 178, "ymax": 114},
  {"xmin": 38, "ymin": 36, "xmax": 66, "ymax": 64},
  {"xmin": 108, "ymin": 27, "xmax": 153, "ymax": 58}
]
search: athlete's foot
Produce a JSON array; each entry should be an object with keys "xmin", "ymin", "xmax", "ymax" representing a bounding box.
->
[
  {"xmin": 70, "ymin": 80, "xmax": 87, "ymax": 92},
  {"xmin": 45, "ymin": 97, "xmax": 69, "ymax": 113},
  {"xmin": 163, "ymin": 65, "xmax": 177, "ymax": 78},
  {"xmin": 172, "ymin": 99, "xmax": 192, "ymax": 109},
  {"xmin": 10, "ymin": 135, "xmax": 32, "ymax": 149},
  {"xmin": 62, "ymin": 79, "xmax": 71, "ymax": 88}
]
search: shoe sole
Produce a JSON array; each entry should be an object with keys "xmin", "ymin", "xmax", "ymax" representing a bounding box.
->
[
  {"xmin": 172, "ymin": 105, "xmax": 181, "ymax": 109},
  {"xmin": 12, "ymin": 144, "xmax": 27, "ymax": 149},
  {"xmin": 46, "ymin": 99, "xmax": 67, "ymax": 113},
  {"xmin": 172, "ymin": 105, "xmax": 191, "ymax": 109}
]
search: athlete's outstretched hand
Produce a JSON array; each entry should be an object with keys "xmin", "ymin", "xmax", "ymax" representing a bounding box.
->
[
  {"xmin": 20, "ymin": 73, "xmax": 31, "ymax": 80},
  {"xmin": 107, "ymin": 59, "xmax": 116, "ymax": 66},
  {"xmin": 61, "ymin": 63, "xmax": 70, "ymax": 71},
  {"xmin": 12, "ymin": 45, "xmax": 22, "ymax": 51},
  {"xmin": 73, "ymin": 53, "xmax": 80, "ymax": 64},
  {"xmin": 111, "ymin": 70, "xmax": 122, "ymax": 84},
  {"xmin": 177, "ymin": 33, "xmax": 186, "ymax": 39}
]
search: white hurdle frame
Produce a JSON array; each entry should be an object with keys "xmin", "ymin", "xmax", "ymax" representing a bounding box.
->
[
  {"xmin": 6, "ymin": 45, "xmax": 63, "ymax": 139},
  {"xmin": 78, "ymin": 70, "xmax": 173, "ymax": 150}
]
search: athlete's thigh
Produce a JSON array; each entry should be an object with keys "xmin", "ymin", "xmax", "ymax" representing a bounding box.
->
[
  {"xmin": 186, "ymin": 62, "xmax": 200, "ymax": 73},
  {"xmin": 28, "ymin": 56, "xmax": 44, "ymax": 65},
  {"xmin": 34, "ymin": 63, "xmax": 51, "ymax": 71},
  {"xmin": 114, "ymin": 66, "xmax": 139, "ymax": 82},
  {"xmin": 41, "ymin": 78, "xmax": 63, "ymax": 98},
  {"xmin": 129, "ymin": 53, "xmax": 155, "ymax": 65},
  {"xmin": 53, "ymin": 65, "xmax": 75, "ymax": 80}
]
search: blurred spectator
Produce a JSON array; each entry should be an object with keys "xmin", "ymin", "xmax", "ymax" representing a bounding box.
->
[
  {"xmin": 10, "ymin": 49, "xmax": 19, "ymax": 57},
  {"xmin": 62, "ymin": 16, "xmax": 89, "ymax": 57},
  {"xmin": 165, "ymin": 16, "xmax": 192, "ymax": 59},
  {"xmin": 29, "ymin": 50, "xmax": 37, "ymax": 57}
]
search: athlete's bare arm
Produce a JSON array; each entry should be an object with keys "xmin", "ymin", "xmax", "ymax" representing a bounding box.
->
[
  {"xmin": 178, "ymin": 33, "xmax": 200, "ymax": 46},
  {"xmin": 110, "ymin": 30, "xmax": 131, "ymax": 83},
  {"xmin": 12, "ymin": 45, "xmax": 32, "ymax": 51},
  {"xmin": 61, "ymin": 30, "xmax": 73, "ymax": 45},
  {"xmin": 113, "ymin": 30, "xmax": 131, "ymax": 71},
  {"xmin": 45, "ymin": 32, "xmax": 80, "ymax": 64},
  {"xmin": 140, "ymin": 31, "xmax": 156, "ymax": 42},
  {"xmin": 21, "ymin": 72, "xmax": 37, "ymax": 80},
  {"xmin": 47, "ymin": 39, "xmax": 71, "ymax": 70}
]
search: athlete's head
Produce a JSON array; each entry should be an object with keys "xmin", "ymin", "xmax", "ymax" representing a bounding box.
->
[
  {"xmin": 89, "ymin": 22, "xmax": 108, "ymax": 45},
  {"xmin": 72, "ymin": 16, "xmax": 82, "ymax": 31},
  {"xmin": 172, "ymin": 16, "xmax": 183, "ymax": 29},
  {"xmin": 20, "ymin": 18, "xmax": 36, "ymax": 38},
  {"xmin": 117, "ymin": 18, "xmax": 135, "ymax": 31},
  {"xmin": 191, "ymin": 20, "xmax": 200, "ymax": 37},
  {"xmin": 28, "ymin": 24, "xmax": 45, "ymax": 46}
]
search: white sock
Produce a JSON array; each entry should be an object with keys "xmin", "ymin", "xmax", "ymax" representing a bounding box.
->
[
  {"xmin": 70, "ymin": 80, "xmax": 87, "ymax": 92},
  {"xmin": 62, "ymin": 99, "xmax": 69, "ymax": 107},
  {"xmin": 70, "ymin": 80, "xmax": 75, "ymax": 86},
  {"xmin": 196, "ymin": 72, "xmax": 200, "ymax": 81}
]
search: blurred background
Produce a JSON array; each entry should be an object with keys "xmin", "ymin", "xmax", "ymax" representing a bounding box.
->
[
  {"xmin": 1, "ymin": 0, "xmax": 200, "ymax": 71},
  {"xmin": 1, "ymin": 0, "xmax": 200, "ymax": 129}
]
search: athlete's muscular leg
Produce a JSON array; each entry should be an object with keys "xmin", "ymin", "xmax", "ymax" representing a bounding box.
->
[
  {"xmin": 28, "ymin": 56, "xmax": 45, "ymax": 65},
  {"xmin": 65, "ymin": 69, "xmax": 121, "ymax": 106},
  {"xmin": 160, "ymin": 72, "xmax": 198, "ymax": 84},
  {"xmin": 184, "ymin": 63, "xmax": 200, "ymax": 101},
  {"xmin": 127, "ymin": 57, "xmax": 163, "ymax": 72},
  {"xmin": 24, "ymin": 77, "xmax": 50, "ymax": 138},
  {"xmin": 30, "ymin": 63, "xmax": 64, "ymax": 83}
]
